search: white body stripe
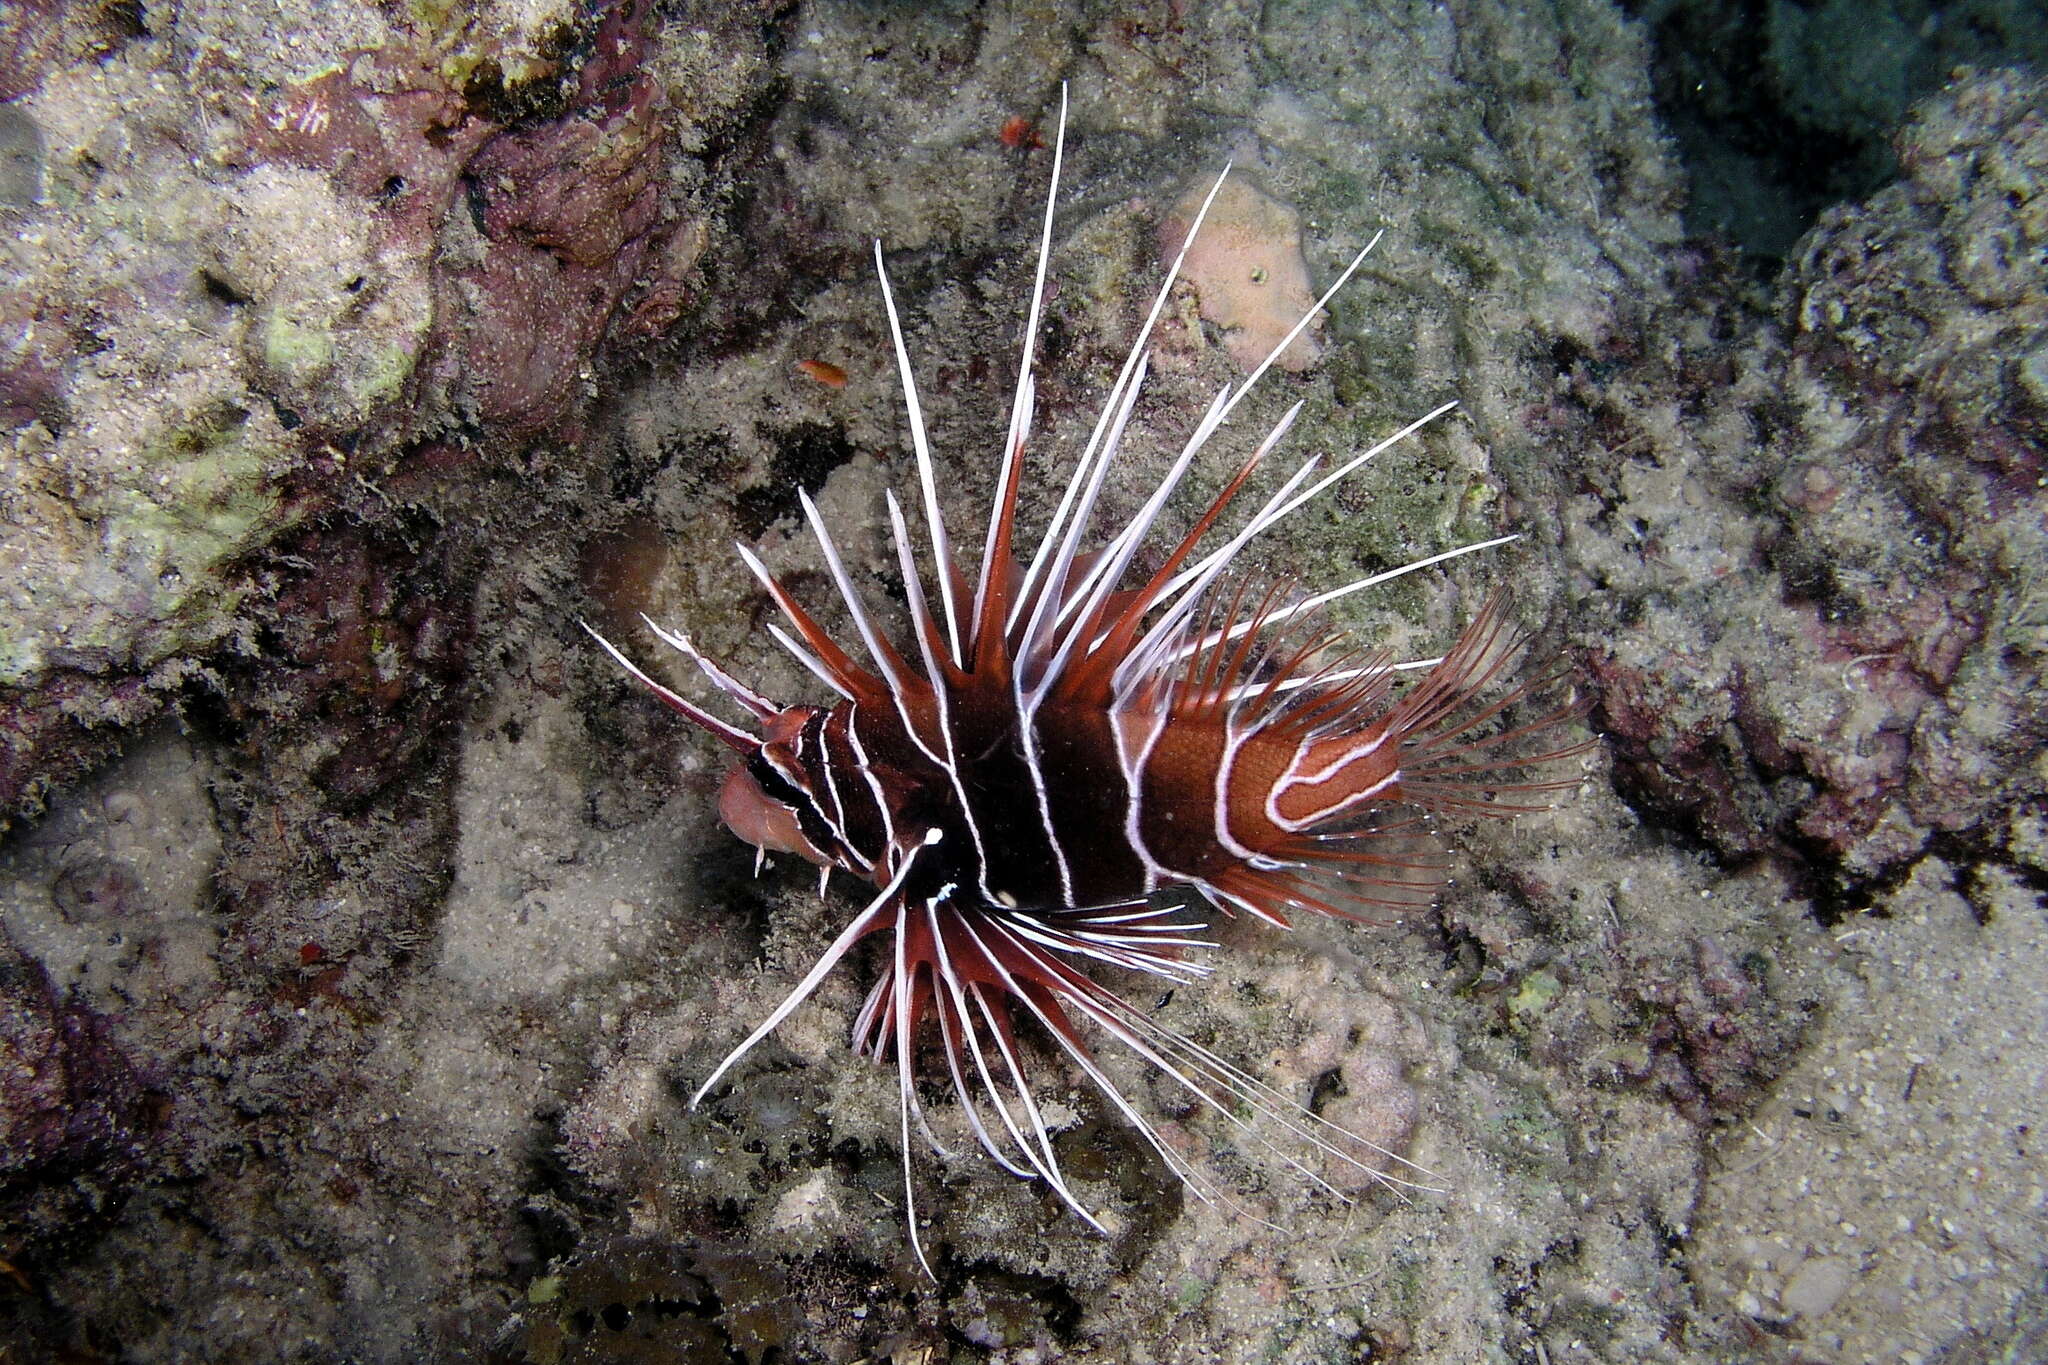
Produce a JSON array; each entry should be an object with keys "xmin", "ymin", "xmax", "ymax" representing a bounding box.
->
[
  {"xmin": 1266, "ymin": 732, "xmax": 1399, "ymax": 832},
  {"xmin": 1016, "ymin": 713, "xmax": 1077, "ymax": 908},
  {"xmin": 843, "ymin": 707, "xmax": 899, "ymax": 859},
  {"xmin": 1210, "ymin": 722, "xmax": 1266, "ymax": 864},
  {"xmin": 1109, "ymin": 694, "xmax": 1172, "ymax": 894}
]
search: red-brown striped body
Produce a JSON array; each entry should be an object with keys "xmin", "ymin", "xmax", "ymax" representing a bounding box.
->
[{"xmin": 743, "ymin": 662, "xmax": 1417, "ymax": 929}]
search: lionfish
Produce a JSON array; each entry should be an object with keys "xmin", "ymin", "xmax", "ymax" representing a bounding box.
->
[{"xmin": 585, "ymin": 91, "xmax": 1581, "ymax": 1274}]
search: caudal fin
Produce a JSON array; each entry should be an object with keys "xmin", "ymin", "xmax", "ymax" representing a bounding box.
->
[{"xmin": 1386, "ymin": 593, "xmax": 1593, "ymax": 818}]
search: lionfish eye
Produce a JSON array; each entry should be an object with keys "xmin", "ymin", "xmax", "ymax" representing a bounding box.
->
[{"xmin": 744, "ymin": 750, "xmax": 807, "ymax": 807}]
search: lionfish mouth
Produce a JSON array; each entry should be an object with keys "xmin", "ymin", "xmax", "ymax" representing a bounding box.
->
[{"xmin": 583, "ymin": 85, "xmax": 1587, "ymax": 1278}]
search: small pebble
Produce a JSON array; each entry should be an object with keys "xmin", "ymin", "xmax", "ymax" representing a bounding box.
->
[{"xmin": 1782, "ymin": 1256, "xmax": 1854, "ymax": 1318}]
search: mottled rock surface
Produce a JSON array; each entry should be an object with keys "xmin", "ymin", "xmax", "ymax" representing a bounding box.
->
[
  {"xmin": 1, "ymin": 3, "xmax": 2042, "ymax": 1363},
  {"xmin": 1572, "ymin": 70, "xmax": 2047, "ymax": 894},
  {"xmin": 0, "ymin": 0, "xmax": 749, "ymax": 826}
]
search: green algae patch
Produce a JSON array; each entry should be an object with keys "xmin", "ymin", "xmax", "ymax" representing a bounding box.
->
[
  {"xmin": 159, "ymin": 410, "xmax": 289, "ymax": 534},
  {"xmin": 0, "ymin": 612, "xmax": 50, "ymax": 687},
  {"xmin": 259, "ymin": 294, "xmax": 423, "ymax": 424},
  {"xmin": 1507, "ymin": 968, "xmax": 1565, "ymax": 1030},
  {"xmin": 263, "ymin": 306, "xmax": 338, "ymax": 387},
  {"xmin": 359, "ymin": 337, "xmax": 419, "ymax": 406},
  {"xmin": 48, "ymin": 408, "xmax": 305, "ymax": 680}
]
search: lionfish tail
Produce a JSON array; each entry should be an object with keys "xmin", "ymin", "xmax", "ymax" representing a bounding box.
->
[
  {"xmin": 1166, "ymin": 593, "xmax": 1589, "ymax": 932},
  {"xmin": 1386, "ymin": 592, "xmax": 1596, "ymax": 819}
]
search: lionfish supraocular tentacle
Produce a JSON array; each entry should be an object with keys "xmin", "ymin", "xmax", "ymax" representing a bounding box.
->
[{"xmin": 582, "ymin": 84, "xmax": 1587, "ymax": 1275}]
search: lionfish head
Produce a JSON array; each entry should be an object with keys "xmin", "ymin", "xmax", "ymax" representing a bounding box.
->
[
  {"xmin": 578, "ymin": 620, "xmax": 847, "ymax": 868},
  {"xmin": 717, "ymin": 709, "xmax": 836, "ymax": 867}
]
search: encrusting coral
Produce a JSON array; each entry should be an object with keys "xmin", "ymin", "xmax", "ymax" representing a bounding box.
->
[{"xmin": 1159, "ymin": 174, "xmax": 1325, "ymax": 373}]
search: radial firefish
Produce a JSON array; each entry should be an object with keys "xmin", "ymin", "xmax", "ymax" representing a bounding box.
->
[{"xmin": 584, "ymin": 90, "xmax": 1584, "ymax": 1275}]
